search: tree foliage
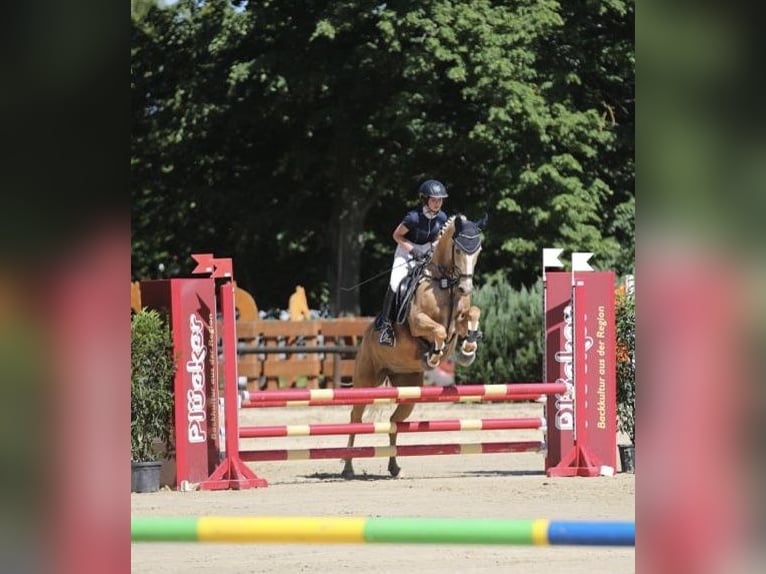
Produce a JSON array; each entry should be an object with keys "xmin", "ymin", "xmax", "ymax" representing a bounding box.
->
[
  {"xmin": 132, "ymin": 0, "xmax": 634, "ymax": 314},
  {"xmin": 456, "ymin": 276, "xmax": 543, "ymax": 384},
  {"xmin": 616, "ymin": 290, "xmax": 636, "ymax": 444}
]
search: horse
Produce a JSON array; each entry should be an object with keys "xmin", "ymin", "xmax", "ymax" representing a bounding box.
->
[{"xmin": 341, "ymin": 214, "xmax": 486, "ymax": 479}]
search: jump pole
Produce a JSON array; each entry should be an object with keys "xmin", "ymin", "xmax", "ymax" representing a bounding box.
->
[
  {"xmin": 240, "ymin": 393, "xmax": 548, "ymax": 408},
  {"xmin": 131, "ymin": 516, "xmax": 635, "ymax": 546},
  {"xmin": 239, "ymin": 440, "xmax": 545, "ymax": 462},
  {"xmin": 241, "ymin": 382, "xmax": 566, "ymax": 404},
  {"xmin": 239, "ymin": 417, "xmax": 545, "ymax": 438}
]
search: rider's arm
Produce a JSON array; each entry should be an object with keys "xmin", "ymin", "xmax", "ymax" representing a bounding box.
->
[{"xmin": 393, "ymin": 223, "xmax": 415, "ymax": 253}]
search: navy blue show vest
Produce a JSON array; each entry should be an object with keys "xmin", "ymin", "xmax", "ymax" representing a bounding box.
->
[{"xmin": 401, "ymin": 209, "xmax": 448, "ymax": 245}]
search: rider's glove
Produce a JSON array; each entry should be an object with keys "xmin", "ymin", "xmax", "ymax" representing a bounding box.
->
[{"xmin": 411, "ymin": 243, "xmax": 433, "ymax": 261}]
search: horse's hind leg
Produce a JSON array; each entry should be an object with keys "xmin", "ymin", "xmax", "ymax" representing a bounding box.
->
[
  {"xmin": 387, "ymin": 402, "xmax": 414, "ymax": 477},
  {"xmin": 342, "ymin": 335, "xmax": 379, "ymax": 479},
  {"xmin": 341, "ymin": 403, "xmax": 366, "ymax": 479},
  {"xmin": 387, "ymin": 372, "xmax": 422, "ymax": 477}
]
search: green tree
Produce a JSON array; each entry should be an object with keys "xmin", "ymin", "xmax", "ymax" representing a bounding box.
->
[
  {"xmin": 616, "ymin": 290, "xmax": 636, "ymax": 444},
  {"xmin": 131, "ymin": 0, "xmax": 634, "ymax": 314},
  {"xmin": 456, "ymin": 276, "xmax": 544, "ymax": 384}
]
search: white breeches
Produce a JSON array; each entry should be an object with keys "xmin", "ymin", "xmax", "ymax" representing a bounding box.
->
[{"xmin": 388, "ymin": 245, "xmax": 412, "ymax": 291}]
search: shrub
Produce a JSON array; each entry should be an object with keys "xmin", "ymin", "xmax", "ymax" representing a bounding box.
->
[
  {"xmin": 456, "ymin": 277, "xmax": 543, "ymax": 384},
  {"xmin": 615, "ymin": 291, "xmax": 636, "ymax": 444},
  {"xmin": 131, "ymin": 309, "xmax": 176, "ymax": 462}
]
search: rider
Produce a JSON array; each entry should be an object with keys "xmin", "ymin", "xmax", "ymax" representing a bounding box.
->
[{"xmin": 375, "ymin": 179, "xmax": 449, "ymax": 346}]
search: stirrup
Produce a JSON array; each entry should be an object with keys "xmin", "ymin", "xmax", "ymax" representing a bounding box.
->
[{"xmin": 378, "ymin": 325, "xmax": 395, "ymax": 347}]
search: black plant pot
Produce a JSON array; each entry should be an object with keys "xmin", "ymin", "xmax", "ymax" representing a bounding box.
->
[
  {"xmin": 131, "ymin": 461, "xmax": 162, "ymax": 493},
  {"xmin": 618, "ymin": 444, "xmax": 635, "ymax": 474}
]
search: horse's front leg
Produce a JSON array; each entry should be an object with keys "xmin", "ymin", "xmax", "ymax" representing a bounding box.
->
[
  {"xmin": 409, "ymin": 311, "xmax": 447, "ymax": 369},
  {"xmin": 455, "ymin": 305, "xmax": 481, "ymax": 366}
]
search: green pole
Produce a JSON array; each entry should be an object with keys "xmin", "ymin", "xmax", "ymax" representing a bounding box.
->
[
  {"xmin": 131, "ymin": 517, "xmax": 199, "ymax": 542},
  {"xmin": 363, "ymin": 518, "xmax": 538, "ymax": 545}
]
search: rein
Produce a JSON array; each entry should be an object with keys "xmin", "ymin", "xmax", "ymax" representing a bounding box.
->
[{"xmin": 339, "ymin": 260, "xmax": 410, "ymax": 292}]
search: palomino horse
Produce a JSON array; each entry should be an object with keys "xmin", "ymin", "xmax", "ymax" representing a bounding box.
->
[{"xmin": 342, "ymin": 214, "xmax": 485, "ymax": 479}]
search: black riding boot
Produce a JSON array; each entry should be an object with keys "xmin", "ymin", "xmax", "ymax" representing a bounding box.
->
[{"xmin": 374, "ymin": 288, "xmax": 396, "ymax": 347}]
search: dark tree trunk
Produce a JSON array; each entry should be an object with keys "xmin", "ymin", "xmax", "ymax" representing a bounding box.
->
[{"xmin": 328, "ymin": 192, "xmax": 371, "ymax": 316}]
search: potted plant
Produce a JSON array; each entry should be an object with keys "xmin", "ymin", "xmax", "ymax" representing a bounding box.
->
[
  {"xmin": 615, "ymin": 288, "xmax": 636, "ymax": 472},
  {"xmin": 131, "ymin": 308, "xmax": 176, "ymax": 492}
]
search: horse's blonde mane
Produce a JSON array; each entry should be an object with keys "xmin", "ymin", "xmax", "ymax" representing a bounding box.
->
[
  {"xmin": 430, "ymin": 215, "xmax": 464, "ymax": 263},
  {"xmin": 432, "ymin": 215, "xmax": 459, "ymax": 247}
]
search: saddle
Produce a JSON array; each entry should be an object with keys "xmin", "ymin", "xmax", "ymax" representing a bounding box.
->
[{"xmin": 394, "ymin": 258, "xmax": 430, "ymax": 325}]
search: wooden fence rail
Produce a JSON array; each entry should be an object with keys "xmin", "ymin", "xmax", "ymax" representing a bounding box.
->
[
  {"xmin": 236, "ymin": 318, "xmax": 372, "ymax": 390},
  {"xmin": 133, "ymin": 280, "xmax": 372, "ymax": 391}
]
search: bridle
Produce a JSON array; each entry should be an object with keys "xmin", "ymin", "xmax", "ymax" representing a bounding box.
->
[
  {"xmin": 442, "ymin": 233, "xmax": 481, "ymax": 283},
  {"xmin": 452, "ymin": 241, "xmax": 479, "ymax": 282},
  {"xmin": 427, "ymin": 237, "xmax": 481, "ymax": 287}
]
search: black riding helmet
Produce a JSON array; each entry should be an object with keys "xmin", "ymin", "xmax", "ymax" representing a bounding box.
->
[{"xmin": 418, "ymin": 179, "xmax": 448, "ymax": 199}]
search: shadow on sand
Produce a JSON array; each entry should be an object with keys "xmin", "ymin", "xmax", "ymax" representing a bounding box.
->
[{"xmin": 303, "ymin": 468, "xmax": 545, "ymax": 482}]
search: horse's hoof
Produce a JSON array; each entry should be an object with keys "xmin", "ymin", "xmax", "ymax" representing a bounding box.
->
[
  {"xmin": 461, "ymin": 341, "xmax": 478, "ymax": 355},
  {"xmin": 421, "ymin": 352, "xmax": 441, "ymax": 370},
  {"xmin": 388, "ymin": 462, "xmax": 401, "ymax": 477}
]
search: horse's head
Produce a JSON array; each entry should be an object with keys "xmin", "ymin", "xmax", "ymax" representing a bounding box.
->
[
  {"xmin": 452, "ymin": 215, "xmax": 485, "ymax": 294},
  {"xmin": 430, "ymin": 214, "xmax": 486, "ymax": 295}
]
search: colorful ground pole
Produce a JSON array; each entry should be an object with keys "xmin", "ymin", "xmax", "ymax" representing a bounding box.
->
[{"xmin": 131, "ymin": 517, "xmax": 635, "ymax": 547}]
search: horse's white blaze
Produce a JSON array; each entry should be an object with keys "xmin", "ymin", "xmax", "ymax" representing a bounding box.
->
[
  {"xmin": 464, "ymin": 253, "xmax": 476, "ymax": 277},
  {"xmin": 468, "ymin": 319, "xmax": 479, "ymax": 331},
  {"xmin": 458, "ymin": 251, "xmax": 479, "ymax": 292}
]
